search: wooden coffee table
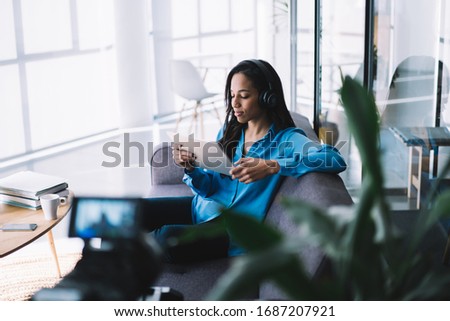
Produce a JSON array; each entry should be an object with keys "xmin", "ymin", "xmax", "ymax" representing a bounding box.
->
[{"xmin": 0, "ymin": 190, "xmax": 74, "ymax": 277}]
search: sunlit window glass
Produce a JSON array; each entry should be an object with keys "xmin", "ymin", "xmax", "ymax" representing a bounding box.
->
[
  {"xmin": 172, "ymin": 0, "xmax": 198, "ymax": 38},
  {"xmin": 21, "ymin": 0, "xmax": 72, "ymax": 54},
  {"xmin": 320, "ymin": 0, "xmax": 365, "ymax": 190},
  {"xmin": 27, "ymin": 52, "xmax": 118, "ymax": 150},
  {"xmin": 296, "ymin": 0, "xmax": 315, "ymax": 119},
  {"xmin": 200, "ymin": 0, "xmax": 229, "ymax": 33},
  {"xmin": 77, "ymin": 0, "xmax": 115, "ymax": 50},
  {"xmin": 231, "ymin": 0, "xmax": 254, "ymax": 30},
  {"xmin": 172, "ymin": 39, "xmax": 199, "ymax": 59},
  {"xmin": 0, "ymin": 0, "xmax": 17, "ymax": 60},
  {"xmin": 0, "ymin": 65, "xmax": 26, "ymax": 158}
]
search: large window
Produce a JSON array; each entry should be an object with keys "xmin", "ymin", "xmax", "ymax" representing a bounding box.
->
[
  {"xmin": 170, "ymin": 0, "xmax": 257, "ymax": 99},
  {"xmin": 294, "ymin": 0, "xmax": 365, "ymax": 191},
  {"xmin": 321, "ymin": 0, "xmax": 365, "ymax": 191},
  {"xmin": 148, "ymin": 0, "xmax": 259, "ymax": 121},
  {"xmin": 437, "ymin": 0, "xmax": 450, "ymax": 175},
  {"xmin": 375, "ymin": 0, "xmax": 447, "ymax": 195},
  {"xmin": 293, "ymin": 0, "xmax": 450, "ymax": 201},
  {"xmin": 0, "ymin": 0, "xmax": 118, "ymax": 161}
]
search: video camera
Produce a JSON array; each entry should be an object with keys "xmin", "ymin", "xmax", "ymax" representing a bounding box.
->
[{"xmin": 32, "ymin": 196, "xmax": 173, "ymax": 301}]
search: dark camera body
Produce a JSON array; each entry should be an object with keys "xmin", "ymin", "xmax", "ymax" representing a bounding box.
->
[
  {"xmin": 34, "ymin": 237, "xmax": 161, "ymax": 301},
  {"xmin": 32, "ymin": 197, "xmax": 174, "ymax": 301}
]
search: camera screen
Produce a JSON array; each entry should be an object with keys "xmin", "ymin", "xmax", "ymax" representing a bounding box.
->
[{"xmin": 69, "ymin": 197, "xmax": 142, "ymax": 239}]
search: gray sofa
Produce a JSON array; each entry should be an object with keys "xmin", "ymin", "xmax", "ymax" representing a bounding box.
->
[{"xmin": 148, "ymin": 113, "xmax": 355, "ymax": 300}]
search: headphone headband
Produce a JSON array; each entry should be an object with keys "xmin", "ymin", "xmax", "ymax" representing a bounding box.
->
[
  {"xmin": 245, "ymin": 59, "xmax": 278, "ymax": 109},
  {"xmin": 247, "ymin": 59, "xmax": 273, "ymax": 90}
]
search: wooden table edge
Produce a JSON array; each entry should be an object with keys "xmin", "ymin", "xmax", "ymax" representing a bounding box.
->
[{"xmin": 0, "ymin": 190, "xmax": 74, "ymax": 258}]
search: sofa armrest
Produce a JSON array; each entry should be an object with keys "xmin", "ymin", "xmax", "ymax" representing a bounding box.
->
[
  {"xmin": 150, "ymin": 142, "xmax": 185, "ymax": 185},
  {"xmin": 290, "ymin": 112, "xmax": 319, "ymax": 142}
]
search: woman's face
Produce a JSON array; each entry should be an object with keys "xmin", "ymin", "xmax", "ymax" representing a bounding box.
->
[{"xmin": 230, "ymin": 72, "xmax": 265, "ymax": 124}]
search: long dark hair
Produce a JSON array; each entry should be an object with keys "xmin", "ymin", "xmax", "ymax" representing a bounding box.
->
[{"xmin": 218, "ymin": 59, "xmax": 295, "ymax": 160}]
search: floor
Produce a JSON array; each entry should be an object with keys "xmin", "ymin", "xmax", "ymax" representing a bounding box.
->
[{"xmin": 0, "ymin": 107, "xmax": 418, "ymax": 258}]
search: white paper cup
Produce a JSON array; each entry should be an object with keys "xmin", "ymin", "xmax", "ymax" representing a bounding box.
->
[{"xmin": 40, "ymin": 194, "xmax": 66, "ymax": 220}]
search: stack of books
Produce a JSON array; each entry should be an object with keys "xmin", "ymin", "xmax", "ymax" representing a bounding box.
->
[{"xmin": 0, "ymin": 171, "xmax": 69, "ymax": 210}]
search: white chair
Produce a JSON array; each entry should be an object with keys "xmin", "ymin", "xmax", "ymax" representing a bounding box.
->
[{"xmin": 171, "ymin": 60, "xmax": 222, "ymax": 137}]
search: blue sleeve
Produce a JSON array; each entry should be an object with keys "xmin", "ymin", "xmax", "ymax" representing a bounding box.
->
[
  {"xmin": 182, "ymin": 168, "xmax": 214, "ymax": 198},
  {"xmin": 274, "ymin": 130, "xmax": 347, "ymax": 177}
]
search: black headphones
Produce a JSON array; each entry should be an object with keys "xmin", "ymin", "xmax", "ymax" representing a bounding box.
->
[{"xmin": 246, "ymin": 59, "xmax": 278, "ymax": 109}]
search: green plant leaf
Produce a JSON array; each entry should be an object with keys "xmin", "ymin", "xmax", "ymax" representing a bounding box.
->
[
  {"xmin": 339, "ymin": 77, "xmax": 400, "ymax": 293},
  {"xmin": 174, "ymin": 217, "xmax": 227, "ymax": 245},
  {"xmin": 340, "ymin": 76, "xmax": 382, "ymax": 187},
  {"xmin": 339, "ymin": 76, "xmax": 393, "ymax": 237},
  {"xmin": 403, "ymin": 271, "xmax": 450, "ymax": 300},
  {"xmin": 281, "ymin": 196, "xmax": 389, "ymax": 299},
  {"xmin": 281, "ymin": 197, "xmax": 346, "ymax": 257},
  {"xmin": 177, "ymin": 210, "xmax": 285, "ymax": 253},
  {"xmin": 408, "ymin": 190, "xmax": 450, "ymax": 254},
  {"xmin": 205, "ymin": 243, "xmax": 322, "ymax": 300},
  {"xmin": 222, "ymin": 210, "xmax": 283, "ymax": 252}
]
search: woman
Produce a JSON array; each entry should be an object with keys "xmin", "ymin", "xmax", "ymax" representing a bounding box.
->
[{"xmin": 146, "ymin": 59, "xmax": 346, "ymax": 263}]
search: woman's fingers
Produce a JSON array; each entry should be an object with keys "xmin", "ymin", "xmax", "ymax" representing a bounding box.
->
[
  {"xmin": 230, "ymin": 158, "xmax": 255, "ymax": 181},
  {"xmin": 233, "ymin": 157, "xmax": 253, "ymax": 167},
  {"xmin": 230, "ymin": 158, "xmax": 279, "ymax": 183},
  {"xmin": 172, "ymin": 146, "xmax": 196, "ymax": 168}
]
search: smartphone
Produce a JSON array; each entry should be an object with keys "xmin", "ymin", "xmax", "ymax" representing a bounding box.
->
[{"xmin": 0, "ymin": 223, "xmax": 38, "ymax": 231}]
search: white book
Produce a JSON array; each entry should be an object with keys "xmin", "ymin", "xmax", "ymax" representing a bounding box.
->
[
  {"xmin": 0, "ymin": 189, "xmax": 70, "ymax": 210},
  {"xmin": 0, "ymin": 171, "xmax": 68, "ymax": 200}
]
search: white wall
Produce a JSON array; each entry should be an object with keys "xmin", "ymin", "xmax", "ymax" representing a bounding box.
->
[
  {"xmin": 150, "ymin": 0, "xmax": 175, "ymax": 116},
  {"xmin": 114, "ymin": 0, "xmax": 154, "ymax": 128}
]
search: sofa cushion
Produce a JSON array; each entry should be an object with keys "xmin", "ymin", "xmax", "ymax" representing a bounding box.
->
[
  {"xmin": 291, "ymin": 113, "xmax": 319, "ymax": 142},
  {"xmin": 151, "ymin": 142, "xmax": 185, "ymax": 185},
  {"xmin": 153, "ymin": 258, "xmax": 259, "ymax": 300},
  {"xmin": 277, "ymin": 172, "xmax": 353, "ymax": 209},
  {"xmin": 148, "ymin": 183, "xmax": 193, "ymax": 198}
]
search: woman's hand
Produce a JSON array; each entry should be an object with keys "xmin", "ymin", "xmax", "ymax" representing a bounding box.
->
[
  {"xmin": 172, "ymin": 144, "xmax": 196, "ymax": 172},
  {"xmin": 229, "ymin": 158, "xmax": 280, "ymax": 184}
]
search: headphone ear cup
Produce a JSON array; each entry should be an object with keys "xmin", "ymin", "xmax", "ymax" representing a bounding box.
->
[{"xmin": 260, "ymin": 90, "xmax": 278, "ymax": 109}]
